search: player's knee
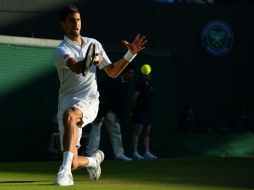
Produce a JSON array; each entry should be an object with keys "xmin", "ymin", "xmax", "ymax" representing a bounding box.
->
[{"xmin": 63, "ymin": 108, "xmax": 77, "ymax": 126}]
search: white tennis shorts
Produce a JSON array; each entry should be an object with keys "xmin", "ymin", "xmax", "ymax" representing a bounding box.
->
[{"xmin": 57, "ymin": 97, "xmax": 99, "ymax": 151}]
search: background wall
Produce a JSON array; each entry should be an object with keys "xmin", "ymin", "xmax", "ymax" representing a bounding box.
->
[{"xmin": 0, "ymin": 1, "xmax": 254, "ymax": 160}]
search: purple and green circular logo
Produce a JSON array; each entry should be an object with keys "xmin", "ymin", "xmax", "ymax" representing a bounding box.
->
[{"xmin": 201, "ymin": 20, "xmax": 233, "ymax": 56}]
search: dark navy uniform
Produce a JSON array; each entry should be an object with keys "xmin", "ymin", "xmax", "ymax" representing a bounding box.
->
[{"xmin": 132, "ymin": 79, "xmax": 154, "ymax": 125}]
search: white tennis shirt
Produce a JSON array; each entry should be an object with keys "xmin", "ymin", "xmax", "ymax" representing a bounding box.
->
[{"xmin": 54, "ymin": 36, "xmax": 111, "ymax": 109}]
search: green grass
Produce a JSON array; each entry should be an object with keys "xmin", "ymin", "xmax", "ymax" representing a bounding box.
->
[{"xmin": 0, "ymin": 157, "xmax": 253, "ymax": 190}]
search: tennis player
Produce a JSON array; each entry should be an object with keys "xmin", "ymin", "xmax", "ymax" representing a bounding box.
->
[{"xmin": 54, "ymin": 4, "xmax": 147, "ymax": 186}]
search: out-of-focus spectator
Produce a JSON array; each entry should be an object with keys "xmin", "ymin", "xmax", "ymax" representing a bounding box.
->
[
  {"xmin": 131, "ymin": 64, "xmax": 158, "ymax": 160},
  {"xmin": 86, "ymin": 64, "xmax": 135, "ymax": 161},
  {"xmin": 233, "ymin": 104, "xmax": 254, "ymax": 133},
  {"xmin": 177, "ymin": 105, "xmax": 204, "ymax": 132}
]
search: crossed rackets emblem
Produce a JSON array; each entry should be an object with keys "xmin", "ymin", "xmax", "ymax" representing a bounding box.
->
[{"xmin": 201, "ymin": 20, "xmax": 233, "ymax": 56}]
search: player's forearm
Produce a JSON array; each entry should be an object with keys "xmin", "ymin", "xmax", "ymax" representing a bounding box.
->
[
  {"xmin": 103, "ymin": 58, "xmax": 130, "ymax": 78},
  {"xmin": 103, "ymin": 49, "xmax": 137, "ymax": 78},
  {"xmin": 66, "ymin": 58, "xmax": 85, "ymax": 74}
]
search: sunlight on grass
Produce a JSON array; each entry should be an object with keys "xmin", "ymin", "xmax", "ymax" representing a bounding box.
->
[{"xmin": 0, "ymin": 158, "xmax": 253, "ymax": 190}]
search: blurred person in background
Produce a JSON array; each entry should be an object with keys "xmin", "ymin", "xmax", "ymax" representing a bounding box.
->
[
  {"xmin": 177, "ymin": 105, "xmax": 203, "ymax": 132},
  {"xmin": 233, "ymin": 103, "xmax": 254, "ymax": 133},
  {"xmin": 86, "ymin": 64, "xmax": 135, "ymax": 161},
  {"xmin": 131, "ymin": 64, "xmax": 158, "ymax": 160}
]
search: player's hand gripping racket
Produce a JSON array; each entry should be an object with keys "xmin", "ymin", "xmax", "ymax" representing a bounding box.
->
[{"xmin": 82, "ymin": 43, "xmax": 99, "ymax": 76}]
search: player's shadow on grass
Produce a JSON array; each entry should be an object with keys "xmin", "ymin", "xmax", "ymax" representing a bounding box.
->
[
  {"xmin": 0, "ymin": 180, "xmax": 56, "ymax": 186},
  {"xmin": 0, "ymin": 180, "xmax": 37, "ymax": 183},
  {"xmin": 0, "ymin": 180, "xmax": 55, "ymax": 185}
]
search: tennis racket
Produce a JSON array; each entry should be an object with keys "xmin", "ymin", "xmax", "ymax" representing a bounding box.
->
[{"xmin": 82, "ymin": 43, "xmax": 99, "ymax": 76}]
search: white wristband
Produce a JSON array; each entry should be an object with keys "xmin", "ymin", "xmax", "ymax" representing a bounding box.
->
[{"xmin": 124, "ymin": 50, "xmax": 137, "ymax": 62}]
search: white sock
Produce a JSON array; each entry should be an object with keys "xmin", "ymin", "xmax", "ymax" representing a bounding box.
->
[
  {"xmin": 61, "ymin": 151, "xmax": 74, "ymax": 171},
  {"xmin": 86, "ymin": 157, "xmax": 97, "ymax": 168}
]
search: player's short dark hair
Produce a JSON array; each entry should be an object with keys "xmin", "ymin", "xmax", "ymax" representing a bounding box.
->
[{"xmin": 59, "ymin": 5, "xmax": 80, "ymax": 21}]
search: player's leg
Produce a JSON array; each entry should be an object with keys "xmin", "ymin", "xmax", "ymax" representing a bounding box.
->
[
  {"xmin": 55, "ymin": 146, "xmax": 104, "ymax": 186},
  {"xmin": 78, "ymin": 99, "xmax": 104, "ymax": 181},
  {"xmin": 71, "ymin": 127, "xmax": 89, "ymax": 170},
  {"xmin": 55, "ymin": 104, "xmax": 104, "ymax": 185},
  {"xmin": 62, "ymin": 108, "xmax": 82, "ymax": 152},
  {"xmin": 71, "ymin": 122, "xmax": 105, "ymax": 181},
  {"xmin": 54, "ymin": 107, "xmax": 82, "ymax": 186}
]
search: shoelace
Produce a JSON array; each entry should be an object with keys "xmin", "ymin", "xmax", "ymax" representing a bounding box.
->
[
  {"xmin": 57, "ymin": 168, "xmax": 72, "ymax": 178},
  {"xmin": 88, "ymin": 157, "xmax": 100, "ymax": 177},
  {"xmin": 90, "ymin": 166, "xmax": 98, "ymax": 175}
]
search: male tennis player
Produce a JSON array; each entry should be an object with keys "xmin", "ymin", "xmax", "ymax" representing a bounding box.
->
[{"xmin": 54, "ymin": 4, "xmax": 147, "ymax": 186}]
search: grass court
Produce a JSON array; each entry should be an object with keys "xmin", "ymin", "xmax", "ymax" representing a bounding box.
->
[{"xmin": 0, "ymin": 157, "xmax": 253, "ymax": 190}]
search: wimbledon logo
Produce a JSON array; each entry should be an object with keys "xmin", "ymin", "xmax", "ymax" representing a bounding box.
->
[{"xmin": 201, "ymin": 20, "xmax": 233, "ymax": 56}]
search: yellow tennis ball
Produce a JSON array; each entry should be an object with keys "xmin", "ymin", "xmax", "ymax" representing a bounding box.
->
[{"xmin": 140, "ymin": 64, "xmax": 152, "ymax": 75}]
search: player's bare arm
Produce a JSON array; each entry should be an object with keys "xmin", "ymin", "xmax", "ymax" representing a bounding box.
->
[
  {"xmin": 66, "ymin": 34, "xmax": 147, "ymax": 76},
  {"xmin": 66, "ymin": 58, "xmax": 83, "ymax": 74},
  {"xmin": 103, "ymin": 34, "xmax": 147, "ymax": 78}
]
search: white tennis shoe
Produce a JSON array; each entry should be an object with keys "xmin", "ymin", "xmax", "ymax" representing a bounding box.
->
[
  {"xmin": 87, "ymin": 150, "xmax": 105, "ymax": 181},
  {"xmin": 54, "ymin": 166, "xmax": 74, "ymax": 186}
]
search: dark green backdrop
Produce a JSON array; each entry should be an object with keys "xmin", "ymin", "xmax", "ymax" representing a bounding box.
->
[{"xmin": 1, "ymin": 41, "xmax": 254, "ymax": 161}]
